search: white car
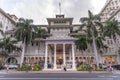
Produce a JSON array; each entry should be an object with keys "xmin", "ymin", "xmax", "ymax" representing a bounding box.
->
[
  {"xmin": 101, "ymin": 64, "xmax": 107, "ymax": 69},
  {"xmin": 4, "ymin": 64, "xmax": 18, "ymax": 69}
]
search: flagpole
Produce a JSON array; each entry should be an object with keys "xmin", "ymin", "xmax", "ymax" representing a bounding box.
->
[{"xmin": 59, "ymin": 2, "xmax": 61, "ymax": 14}]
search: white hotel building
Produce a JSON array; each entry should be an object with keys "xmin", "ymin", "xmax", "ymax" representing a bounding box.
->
[
  {"xmin": 99, "ymin": 0, "xmax": 120, "ymax": 65},
  {"xmin": 0, "ymin": 0, "xmax": 120, "ymax": 70}
]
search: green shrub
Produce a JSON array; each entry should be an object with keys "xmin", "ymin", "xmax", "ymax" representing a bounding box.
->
[
  {"xmin": 17, "ymin": 64, "xmax": 42, "ymax": 71},
  {"xmin": 17, "ymin": 65, "xmax": 21, "ymax": 71},
  {"xmin": 21, "ymin": 65, "xmax": 26, "ymax": 71},
  {"xmin": 33, "ymin": 64, "xmax": 42, "ymax": 71},
  {"xmin": 17, "ymin": 64, "xmax": 31, "ymax": 71},
  {"xmin": 77, "ymin": 65, "xmax": 90, "ymax": 71},
  {"xmin": 92, "ymin": 65, "xmax": 97, "ymax": 71}
]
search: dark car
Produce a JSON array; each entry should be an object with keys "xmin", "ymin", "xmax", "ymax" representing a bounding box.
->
[{"xmin": 112, "ymin": 65, "xmax": 120, "ymax": 70}]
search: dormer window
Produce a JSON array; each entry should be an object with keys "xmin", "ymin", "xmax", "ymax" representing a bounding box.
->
[{"xmin": 56, "ymin": 15, "xmax": 64, "ymax": 18}]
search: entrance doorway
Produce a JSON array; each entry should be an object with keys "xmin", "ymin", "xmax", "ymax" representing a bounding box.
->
[{"xmin": 57, "ymin": 56, "xmax": 63, "ymax": 69}]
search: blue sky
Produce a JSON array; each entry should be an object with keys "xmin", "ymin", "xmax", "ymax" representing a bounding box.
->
[{"xmin": 0, "ymin": 0, "xmax": 107, "ymax": 24}]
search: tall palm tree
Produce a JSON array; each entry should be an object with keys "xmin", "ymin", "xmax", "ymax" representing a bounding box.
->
[
  {"xmin": 80, "ymin": 10, "xmax": 103, "ymax": 68},
  {"xmin": 35, "ymin": 27, "xmax": 46, "ymax": 54},
  {"xmin": 14, "ymin": 18, "xmax": 35, "ymax": 67},
  {"xmin": 103, "ymin": 19, "xmax": 120, "ymax": 63},
  {"xmin": 0, "ymin": 23, "xmax": 6, "ymax": 64},
  {"xmin": 75, "ymin": 35, "xmax": 87, "ymax": 64}
]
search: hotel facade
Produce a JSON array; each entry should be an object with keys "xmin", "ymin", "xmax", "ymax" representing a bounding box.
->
[{"xmin": 0, "ymin": 0, "xmax": 120, "ymax": 70}]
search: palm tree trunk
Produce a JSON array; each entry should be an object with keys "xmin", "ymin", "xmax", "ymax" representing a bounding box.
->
[
  {"xmin": 92, "ymin": 32, "xmax": 99, "ymax": 69},
  {"xmin": 20, "ymin": 42, "xmax": 26, "ymax": 67},
  {"xmin": 37, "ymin": 41, "xmax": 40, "ymax": 64},
  {"xmin": 81, "ymin": 50, "xmax": 84, "ymax": 65}
]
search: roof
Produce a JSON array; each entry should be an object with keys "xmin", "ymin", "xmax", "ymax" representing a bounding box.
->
[{"xmin": 0, "ymin": 8, "xmax": 16, "ymax": 25}]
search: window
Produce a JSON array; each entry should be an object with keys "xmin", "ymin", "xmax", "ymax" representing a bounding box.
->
[
  {"xmin": 107, "ymin": 40, "xmax": 109, "ymax": 45},
  {"xmin": 0, "ymin": 22, "xmax": 2, "ymax": 27},
  {"xmin": 32, "ymin": 42, "xmax": 34, "ymax": 46},
  {"xmin": 11, "ymin": 35, "xmax": 13, "ymax": 37},
  {"xmin": 6, "ymin": 26, "xmax": 8, "ymax": 30},
  {"xmin": 36, "ymin": 42, "xmax": 38, "ymax": 46},
  {"xmin": 111, "ymin": 40, "xmax": 113, "ymax": 44}
]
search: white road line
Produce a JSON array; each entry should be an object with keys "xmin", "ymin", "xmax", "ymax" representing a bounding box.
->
[
  {"xmin": 0, "ymin": 78, "xmax": 113, "ymax": 80},
  {"xmin": 99, "ymin": 75, "xmax": 118, "ymax": 78}
]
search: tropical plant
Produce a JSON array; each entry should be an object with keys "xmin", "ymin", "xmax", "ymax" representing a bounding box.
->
[
  {"xmin": 104, "ymin": 19, "xmax": 120, "ymax": 41},
  {"xmin": 0, "ymin": 37, "xmax": 21, "ymax": 65},
  {"xmin": 80, "ymin": 10, "xmax": 103, "ymax": 68},
  {"xmin": 75, "ymin": 35, "xmax": 87, "ymax": 64},
  {"xmin": 35, "ymin": 27, "xmax": 46, "ymax": 54},
  {"xmin": 14, "ymin": 18, "xmax": 36, "ymax": 67},
  {"xmin": 104, "ymin": 19, "xmax": 120, "ymax": 58}
]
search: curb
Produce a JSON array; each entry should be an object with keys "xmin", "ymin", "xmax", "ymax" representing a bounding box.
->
[{"xmin": 0, "ymin": 70, "xmax": 111, "ymax": 74}]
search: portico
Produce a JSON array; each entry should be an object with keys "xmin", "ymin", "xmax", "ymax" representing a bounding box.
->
[{"xmin": 44, "ymin": 39, "xmax": 76, "ymax": 70}]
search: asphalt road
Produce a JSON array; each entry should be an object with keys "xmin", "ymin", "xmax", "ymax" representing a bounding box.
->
[{"xmin": 0, "ymin": 73, "xmax": 119, "ymax": 80}]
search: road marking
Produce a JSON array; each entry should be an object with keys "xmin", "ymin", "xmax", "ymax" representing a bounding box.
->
[
  {"xmin": 0, "ymin": 78, "xmax": 113, "ymax": 80},
  {"xmin": 99, "ymin": 75, "xmax": 118, "ymax": 78}
]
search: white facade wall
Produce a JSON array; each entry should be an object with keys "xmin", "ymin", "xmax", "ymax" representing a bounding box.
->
[
  {"xmin": 48, "ymin": 28, "xmax": 71, "ymax": 39},
  {"xmin": 25, "ymin": 42, "xmax": 45, "ymax": 56},
  {"xmin": 0, "ymin": 9, "xmax": 16, "ymax": 33},
  {"xmin": 100, "ymin": 0, "xmax": 120, "ymax": 22}
]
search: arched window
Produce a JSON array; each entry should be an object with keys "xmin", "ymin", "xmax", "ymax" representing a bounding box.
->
[{"xmin": 6, "ymin": 57, "xmax": 17, "ymax": 64}]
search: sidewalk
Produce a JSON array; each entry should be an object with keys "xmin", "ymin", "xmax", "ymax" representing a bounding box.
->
[{"xmin": 0, "ymin": 70, "xmax": 112, "ymax": 74}]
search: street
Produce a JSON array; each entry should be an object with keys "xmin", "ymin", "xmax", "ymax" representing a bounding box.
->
[{"xmin": 0, "ymin": 72, "xmax": 120, "ymax": 80}]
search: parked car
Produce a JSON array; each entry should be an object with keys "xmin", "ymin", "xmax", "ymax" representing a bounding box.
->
[
  {"xmin": 4, "ymin": 64, "xmax": 18, "ymax": 69},
  {"xmin": 99, "ymin": 63, "xmax": 107, "ymax": 69},
  {"xmin": 112, "ymin": 65, "xmax": 120, "ymax": 70}
]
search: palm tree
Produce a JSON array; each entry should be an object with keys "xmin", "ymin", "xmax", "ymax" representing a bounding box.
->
[
  {"xmin": 103, "ymin": 19, "xmax": 120, "ymax": 63},
  {"xmin": 35, "ymin": 27, "xmax": 46, "ymax": 55},
  {"xmin": 80, "ymin": 10, "xmax": 103, "ymax": 68},
  {"xmin": 75, "ymin": 35, "xmax": 87, "ymax": 65},
  {"xmin": 104, "ymin": 19, "xmax": 120, "ymax": 41},
  {"xmin": 0, "ymin": 37, "xmax": 21, "ymax": 65},
  {"xmin": 14, "ymin": 18, "xmax": 35, "ymax": 67}
]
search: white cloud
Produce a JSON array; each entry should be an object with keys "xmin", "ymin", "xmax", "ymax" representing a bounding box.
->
[
  {"xmin": 91, "ymin": 0, "xmax": 107, "ymax": 14},
  {"xmin": 0, "ymin": 0, "xmax": 107, "ymax": 24}
]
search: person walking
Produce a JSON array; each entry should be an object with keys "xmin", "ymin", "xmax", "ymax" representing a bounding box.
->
[
  {"xmin": 63, "ymin": 64, "xmax": 67, "ymax": 71},
  {"xmin": 6, "ymin": 65, "xmax": 9, "ymax": 73}
]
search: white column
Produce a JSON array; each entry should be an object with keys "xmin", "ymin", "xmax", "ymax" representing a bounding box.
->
[
  {"xmin": 69, "ymin": 49, "xmax": 72, "ymax": 61},
  {"xmin": 44, "ymin": 43, "xmax": 48, "ymax": 69},
  {"xmin": 50, "ymin": 52, "xmax": 52, "ymax": 64},
  {"xmin": 72, "ymin": 43, "xmax": 76, "ymax": 70},
  {"xmin": 54, "ymin": 44, "xmax": 57, "ymax": 69},
  {"xmin": 34, "ymin": 56, "xmax": 35, "ymax": 63},
  {"xmin": 63, "ymin": 44, "xmax": 66, "ymax": 65}
]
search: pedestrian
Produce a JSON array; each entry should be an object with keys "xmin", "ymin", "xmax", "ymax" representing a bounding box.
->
[
  {"xmin": 108, "ymin": 64, "xmax": 113, "ymax": 72},
  {"xmin": 63, "ymin": 64, "xmax": 67, "ymax": 71},
  {"xmin": 31, "ymin": 64, "xmax": 34, "ymax": 71},
  {"xmin": 6, "ymin": 65, "xmax": 9, "ymax": 73}
]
